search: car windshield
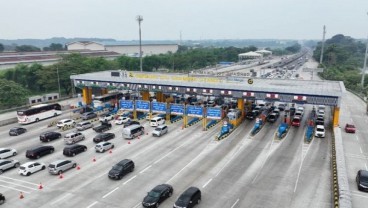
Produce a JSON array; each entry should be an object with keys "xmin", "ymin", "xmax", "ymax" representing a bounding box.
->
[
  {"xmin": 361, "ymin": 175, "xmax": 368, "ymax": 182},
  {"xmin": 154, "ymin": 128, "xmax": 162, "ymax": 131},
  {"xmin": 19, "ymin": 166, "xmax": 26, "ymax": 170},
  {"xmin": 112, "ymin": 165, "xmax": 123, "ymax": 171},
  {"xmin": 317, "ymin": 127, "xmax": 324, "ymax": 132},
  {"xmin": 49, "ymin": 164, "xmax": 55, "ymax": 168},
  {"xmin": 346, "ymin": 124, "xmax": 355, "ymax": 128},
  {"xmin": 148, "ymin": 191, "xmax": 161, "ymax": 198}
]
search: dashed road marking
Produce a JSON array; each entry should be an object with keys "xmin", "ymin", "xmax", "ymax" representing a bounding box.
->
[
  {"xmin": 360, "ymin": 147, "xmax": 363, "ymax": 154},
  {"xmin": 123, "ymin": 175, "xmax": 137, "ymax": 185},
  {"xmin": 231, "ymin": 198, "xmax": 240, "ymax": 208},
  {"xmin": 139, "ymin": 165, "xmax": 152, "ymax": 174},
  {"xmin": 202, "ymin": 178, "xmax": 212, "ymax": 188},
  {"xmin": 0, "ymin": 184, "xmax": 30, "ymax": 194},
  {"xmin": 102, "ymin": 187, "xmax": 119, "ymax": 198},
  {"xmin": 86, "ymin": 201, "xmax": 98, "ymax": 208}
]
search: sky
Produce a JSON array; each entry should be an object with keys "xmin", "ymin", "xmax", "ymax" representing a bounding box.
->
[{"xmin": 1, "ymin": 0, "xmax": 368, "ymax": 40}]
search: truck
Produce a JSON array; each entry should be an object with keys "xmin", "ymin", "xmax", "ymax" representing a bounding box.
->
[{"xmin": 93, "ymin": 121, "xmax": 112, "ymax": 133}]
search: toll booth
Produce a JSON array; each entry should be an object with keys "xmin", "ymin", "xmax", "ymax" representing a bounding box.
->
[
  {"xmin": 170, "ymin": 103, "xmax": 185, "ymax": 124},
  {"xmin": 135, "ymin": 100, "xmax": 149, "ymax": 120},
  {"xmin": 227, "ymin": 109, "xmax": 242, "ymax": 127},
  {"xmin": 205, "ymin": 107, "xmax": 222, "ymax": 130},
  {"xmin": 185, "ymin": 105, "xmax": 204, "ymax": 128}
]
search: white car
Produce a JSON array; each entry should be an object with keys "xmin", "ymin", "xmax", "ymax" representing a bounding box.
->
[
  {"xmin": 318, "ymin": 109, "xmax": 325, "ymax": 117},
  {"xmin": 0, "ymin": 159, "xmax": 20, "ymax": 174},
  {"xmin": 99, "ymin": 113, "xmax": 114, "ymax": 122},
  {"xmin": 19, "ymin": 162, "xmax": 46, "ymax": 176},
  {"xmin": 0, "ymin": 148, "xmax": 17, "ymax": 159},
  {"xmin": 315, "ymin": 125, "xmax": 325, "ymax": 138},
  {"xmin": 115, "ymin": 116, "xmax": 130, "ymax": 125},
  {"xmin": 57, "ymin": 119, "xmax": 76, "ymax": 128},
  {"xmin": 95, "ymin": 142, "xmax": 114, "ymax": 153}
]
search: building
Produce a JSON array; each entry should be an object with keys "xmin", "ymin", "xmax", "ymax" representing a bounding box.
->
[{"xmin": 66, "ymin": 41, "xmax": 179, "ymax": 56}]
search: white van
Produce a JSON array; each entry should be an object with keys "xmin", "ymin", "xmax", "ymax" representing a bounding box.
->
[
  {"xmin": 64, "ymin": 132, "xmax": 85, "ymax": 145},
  {"xmin": 150, "ymin": 117, "xmax": 165, "ymax": 127},
  {"xmin": 122, "ymin": 124, "xmax": 144, "ymax": 139}
]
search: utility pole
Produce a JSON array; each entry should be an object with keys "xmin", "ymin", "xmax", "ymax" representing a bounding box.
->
[
  {"xmin": 136, "ymin": 15, "xmax": 143, "ymax": 72},
  {"xmin": 56, "ymin": 66, "xmax": 61, "ymax": 98},
  {"xmin": 319, "ymin": 25, "xmax": 326, "ymax": 64}
]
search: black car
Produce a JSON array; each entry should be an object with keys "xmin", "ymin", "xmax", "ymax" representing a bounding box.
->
[
  {"xmin": 123, "ymin": 120, "xmax": 140, "ymax": 128},
  {"xmin": 26, "ymin": 146, "xmax": 54, "ymax": 159},
  {"xmin": 246, "ymin": 110, "xmax": 259, "ymax": 120},
  {"xmin": 93, "ymin": 133, "xmax": 115, "ymax": 143},
  {"xmin": 142, "ymin": 184, "xmax": 173, "ymax": 208},
  {"xmin": 174, "ymin": 187, "xmax": 201, "ymax": 208},
  {"xmin": 40, "ymin": 131, "xmax": 62, "ymax": 142},
  {"xmin": 9, "ymin": 127, "xmax": 27, "ymax": 136},
  {"xmin": 108, "ymin": 159, "xmax": 134, "ymax": 180},
  {"xmin": 356, "ymin": 169, "xmax": 368, "ymax": 192},
  {"xmin": 63, "ymin": 144, "xmax": 87, "ymax": 157},
  {"xmin": 0, "ymin": 193, "xmax": 5, "ymax": 204}
]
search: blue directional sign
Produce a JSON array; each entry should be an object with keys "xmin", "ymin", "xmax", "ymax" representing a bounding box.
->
[
  {"xmin": 186, "ymin": 105, "xmax": 203, "ymax": 118},
  {"xmin": 135, "ymin": 100, "xmax": 150, "ymax": 112},
  {"xmin": 120, "ymin": 100, "xmax": 133, "ymax": 111},
  {"xmin": 170, "ymin": 104, "xmax": 184, "ymax": 115},
  {"xmin": 206, "ymin": 107, "xmax": 222, "ymax": 119},
  {"xmin": 151, "ymin": 102, "xmax": 167, "ymax": 114}
]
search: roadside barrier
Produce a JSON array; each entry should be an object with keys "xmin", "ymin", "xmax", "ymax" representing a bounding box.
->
[
  {"xmin": 48, "ymin": 120, "xmax": 58, "ymax": 127},
  {"xmin": 206, "ymin": 120, "xmax": 219, "ymax": 130},
  {"xmin": 186, "ymin": 118, "xmax": 202, "ymax": 127},
  {"xmin": 61, "ymin": 124, "xmax": 74, "ymax": 131},
  {"xmin": 170, "ymin": 116, "xmax": 183, "ymax": 123}
]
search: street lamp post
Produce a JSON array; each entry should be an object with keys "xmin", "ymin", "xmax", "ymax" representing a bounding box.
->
[
  {"xmin": 56, "ymin": 66, "xmax": 61, "ymax": 98},
  {"xmin": 136, "ymin": 15, "xmax": 143, "ymax": 72}
]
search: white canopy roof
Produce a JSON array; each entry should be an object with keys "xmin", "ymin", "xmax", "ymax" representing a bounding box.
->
[
  {"xmin": 255, "ymin": 49, "xmax": 272, "ymax": 54},
  {"xmin": 238, "ymin": 51, "xmax": 263, "ymax": 57}
]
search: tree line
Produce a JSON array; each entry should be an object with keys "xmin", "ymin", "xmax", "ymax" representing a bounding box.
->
[{"xmin": 0, "ymin": 44, "xmax": 301, "ymax": 109}]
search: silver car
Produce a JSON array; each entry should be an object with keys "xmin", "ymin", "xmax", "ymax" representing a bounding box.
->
[
  {"xmin": 76, "ymin": 121, "xmax": 94, "ymax": 131},
  {"xmin": 0, "ymin": 148, "xmax": 17, "ymax": 159},
  {"xmin": 0, "ymin": 159, "xmax": 20, "ymax": 174},
  {"xmin": 95, "ymin": 142, "xmax": 114, "ymax": 153},
  {"xmin": 152, "ymin": 125, "xmax": 168, "ymax": 137},
  {"xmin": 48, "ymin": 160, "xmax": 77, "ymax": 175}
]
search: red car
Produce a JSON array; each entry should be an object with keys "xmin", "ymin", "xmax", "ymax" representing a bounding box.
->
[
  {"xmin": 291, "ymin": 116, "xmax": 301, "ymax": 127},
  {"xmin": 345, "ymin": 124, "xmax": 356, "ymax": 133}
]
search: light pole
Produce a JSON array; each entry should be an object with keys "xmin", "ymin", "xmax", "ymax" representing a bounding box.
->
[
  {"xmin": 136, "ymin": 15, "xmax": 143, "ymax": 72},
  {"xmin": 56, "ymin": 66, "xmax": 61, "ymax": 98}
]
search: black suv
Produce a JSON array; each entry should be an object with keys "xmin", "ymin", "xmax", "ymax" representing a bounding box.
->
[
  {"xmin": 63, "ymin": 144, "xmax": 87, "ymax": 157},
  {"xmin": 9, "ymin": 127, "xmax": 27, "ymax": 136},
  {"xmin": 93, "ymin": 133, "xmax": 115, "ymax": 143},
  {"xmin": 142, "ymin": 184, "xmax": 173, "ymax": 208},
  {"xmin": 356, "ymin": 169, "xmax": 368, "ymax": 192},
  {"xmin": 174, "ymin": 187, "xmax": 201, "ymax": 208},
  {"xmin": 40, "ymin": 131, "xmax": 62, "ymax": 142},
  {"xmin": 123, "ymin": 120, "xmax": 140, "ymax": 128},
  {"xmin": 26, "ymin": 146, "xmax": 54, "ymax": 159},
  {"xmin": 108, "ymin": 159, "xmax": 134, "ymax": 180}
]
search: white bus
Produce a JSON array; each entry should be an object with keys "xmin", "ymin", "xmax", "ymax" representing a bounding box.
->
[
  {"xmin": 92, "ymin": 92, "xmax": 125, "ymax": 108},
  {"xmin": 17, "ymin": 103, "xmax": 62, "ymax": 124}
]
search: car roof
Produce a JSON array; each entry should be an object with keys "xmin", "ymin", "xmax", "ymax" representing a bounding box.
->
[
  {"xmin": 59, "ymin": 119, "xmax": 71, "ymax": 122},
  {"xmin": 293, "ymin": 116, "xmax": 301, "ymax": 119},
  {"xmin": 316, "ymin": 125, "xmax": 325, "ymax": 129},
  {"xmin": 152, "ymin": 184, "xmax": 170, "ymax": 192},
  {"xmin": 117, "ymin": 159, "xmax": 132, "ymax": 166},
  {"xmin": 182, "ymin": 187, "xmax": 200, "ymax": 196},
  {"xmin": 156, "ymin": 125, "xmax": 167, "ymax": 128},
  {"xmin": 11, "ymin": 127, "xmax": 22, "ymax": 130},
  {"xmin": 50, "ymin": 159, "xmax": 71, "ymax": 164},
  {"xmin": 97, "ymin": 141, "xmax": 111, "ymax": 145},
  {"xmin": 21, "ymin": 161, "xmax": 40, "ymax": 166}
]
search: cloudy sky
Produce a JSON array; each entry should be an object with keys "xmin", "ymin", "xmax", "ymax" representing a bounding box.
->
[{"xmin": 1, "ymin": 0, "xmax": 367, "ymax": 40}]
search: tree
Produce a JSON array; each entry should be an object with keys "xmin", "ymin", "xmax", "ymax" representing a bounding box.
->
[
  {"xmin": 0, "ymin": 43, "xmax": 4, "ymax": 52},
  {"xmin": 15, "ymin": 45, "xmax": 41, "ymax": 52},
  {"xmin": 0, "ymin": 79, "xmax": 29, "ymax": 109},
  {"xmin": 43, "ymin": 43, "xmax": 64, "ymax": 51}
]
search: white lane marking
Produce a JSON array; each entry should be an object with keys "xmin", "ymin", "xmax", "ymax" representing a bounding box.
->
[
  {"xmin": 131, "ymin": 202, "xmax": 141, "ymax": 208},
  {"xmin": 230, "ymin": 198, "xmax": 240, "ymax": 208},
  {"xmin": 123, "ymin": 175, "xmax": 137, "ymax": 185},
  {"xmin": 166, "ymin": 150, "xmax": 206, "ymax": 183},
  {"xmin": 360, "ymin": 147, "xmax": 363, "ymax": 154},
  {"xmin": 86, "ymin": 201, "xmax": 98, "ymax": 208},
  {"xmin": 351, "ymin": 191, "xmax": 368, "ymax": 199},
  {"xmin": 202, "ymin": 178, "xmax": 212, "ymax": 188},
  {"xmin": 51, "ymin": 193, "xmax": 72, "ymax": 205},
  {"xmin": 252, "ymin": 136, "xmax": 275, "ymax": 183},
  {"xmin": 294, "ymin": 133, "xmax": 315, "ymax": 192},
  {"xmin": 356, "ymin": 135, "xmax": 359, "ymax": 141},
  {"xmin": 365, "ymin": 163, "xmax": 368, "ymax": 171},
  {"xmin": 0, "ymin": 184, "xmax": 30, "ymax": 194},
  {"xmin": 154, "ymin": 142, "xmax": 187, "ymax": 164},
  {"xmin": 0, "ymin": 175, "xmax": 39, "ymax": 186},
  {"xmin": 0, "ymin": 179, "xmax": 37, "ymax": 190},
  {"xmin": 102, "ymin": 187, "xmax": 119, "ymax": 199},
  {"xmin": 345, "ymin": 153, "xmax": 368, "ymax": 160},
  {"xmin": 97, "ymin": 171, "xmax": 108, "ymax": 179},
  {"xmin": 139, "ymin": 165, "xmax": 152, "ymax": 174}
]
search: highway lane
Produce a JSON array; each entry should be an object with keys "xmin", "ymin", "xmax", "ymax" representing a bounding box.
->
[{"xmin": 340, "ymin": 91, "xmax": 368, "ymax": 208}]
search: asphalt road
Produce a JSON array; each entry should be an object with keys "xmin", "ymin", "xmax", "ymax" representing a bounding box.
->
[{"xmin": 0, "ymin": 102, "xmax": 332, "ymax": 208}]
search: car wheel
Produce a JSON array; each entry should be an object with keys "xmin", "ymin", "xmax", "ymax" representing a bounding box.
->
[
  {"xmin": 72, "ymin": 163, "xmax": 76, "ymax": 168},
  {"xmin": 111, "ymin": 145, "xmax": 114, "ymax": 149},
  {"xmin": 155, "ymin": 203, "xmax": 159, "ymax": 208},
  {"xmin": 0, "ymin": 170, "xmax": 3, "ymax": 174},
  {"xmin": 41, "ymin": 166, "xmax": 45, "ymax": 170},
  {"xmin": 14, "ymin": 163, "xmax": 20, "ymax": 168},
  {"xmin": 12, "ymin": 152, "xmax": 17, "ymax": 156},
  {"xmin": 58, "ymin": 170, "xmax": 62, "ymax": 175},
  {"xmin": 36, "ymin": 155, "xmax": 40, "ymax": 159},
  {"xmin": 54, "ymin": 113, "xmax": 57, "ymax": 117},
  {"xmin": 0, "ymin": 199, "xmax": 5, "ymax": 204},
  {"xmin": 26, "ymin": 172, "xmax": 31, "ymax": 176},
  {"xmin": 36, "ymin": 118, "xmax": 40, "ymax": 122},
  {"xmin": 118, "ymin": 175, "xmax": 122, "ymax": 180},
  {"xmin": 47, "ymin": 139, "xmax": 51, "ymax": 142},
  {"xmin": 169, "ymin": 191, "xmax": 172, "ymax": 197},
  {"xmin": 50, "ymin": 149, "xmax": 54, "ymax": 154},
  {"xmin": 72, "ymin": 153, "xmax": 76, "ymax": 156},
  {"xmin": 197, "ymin": 199, "xmax": 201, "ymax": 204}
]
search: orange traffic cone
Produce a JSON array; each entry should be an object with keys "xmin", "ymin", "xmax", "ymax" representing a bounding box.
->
[
  {"xmin": 59, "ymin": 173, "xmax": 63, "ymax": 179},
  {"xmin": 77, "ymin": 165, "xmax": 81, "ymax": 170},
  {"xmin": 39, "ymin": 183, "xmax": 43, "ymax": 189},
  {"xmin": 128, "ymin": 141, "xmax": 131, "ymax": 144},
  {"xmin": 109, "ymin": 150, "xmax": 112, "ymax": 154},
  {"xmin": 146, "ymin": 132, "xmax": 148, "ymax": 135},
  {"xmin": 93, "ymin": 157, "xmax": 96, "ymax": 162},
  {"xmin": 19, "ymin": 192, "xmax": 24, "ymax": 199},
  {"xmin": 137, "ymin": 136, "xmax": 140, "ymax": 140}
]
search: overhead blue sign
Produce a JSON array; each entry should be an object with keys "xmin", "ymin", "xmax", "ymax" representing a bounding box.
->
[
  {"xmin": 206, "ymin": 107, "xmax": 222, "ymax": 119},
  {"xmin": 170, "ymin": 104, "xmax": 184, "ymax": 115},
  {"xmin": 186, "ymin": 105, "xmax": 203, "ymax": 118},
  {"xmin": 120, "ymin": 100, "xmax": 133, "ymax": 111},
  {"xmin": 135, "ymin": 100, "xmax": 150, "ymax": 112},
  {"xmin": 152, "ymin": 102, "xmax": 167, "ymax": 114}
]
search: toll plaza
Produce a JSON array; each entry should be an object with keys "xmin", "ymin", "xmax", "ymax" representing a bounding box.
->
[{"xmin": 71, "ymin": 70, "xmax": 345, "ymax": 128}]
